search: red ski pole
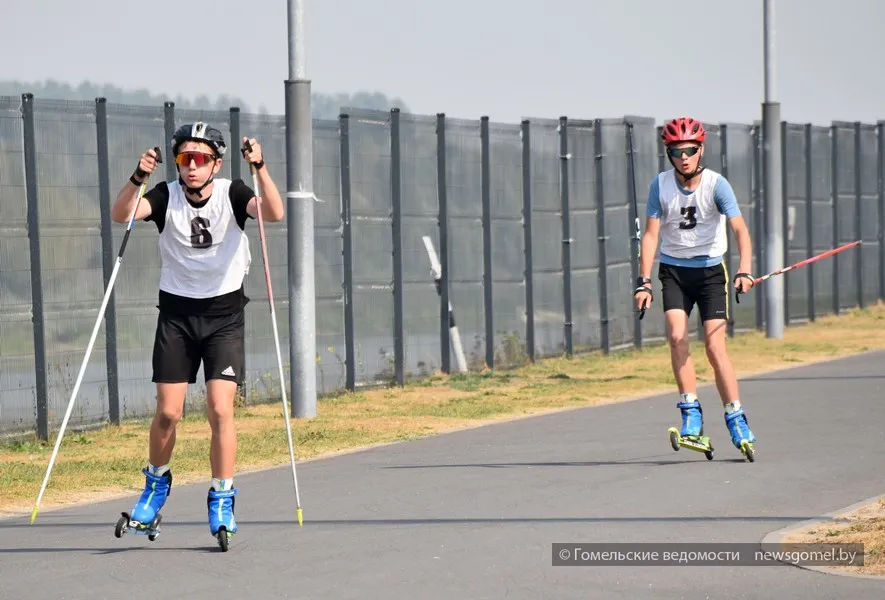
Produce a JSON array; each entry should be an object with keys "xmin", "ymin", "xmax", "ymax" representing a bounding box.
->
[{"xmin": 752, "ymin": 240, "xmax": 862, "ymax": 285}]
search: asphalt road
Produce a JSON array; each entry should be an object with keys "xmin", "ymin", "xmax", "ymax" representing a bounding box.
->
[{"xmin": 2, "ymin": 351, "xmax": 884, "ymax": 599}]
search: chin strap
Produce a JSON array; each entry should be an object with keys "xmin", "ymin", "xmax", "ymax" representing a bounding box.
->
[
  {"xmin": 178, "ymin": 175, "xmax": 214, "ymax": 200},
  {"xmin": 668, "ymin": 155, "xmax": 705, "ymax": 182}
]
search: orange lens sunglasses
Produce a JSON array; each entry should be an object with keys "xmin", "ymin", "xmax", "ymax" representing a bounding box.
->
[{"xmin": 175, "ymin": 151, "xmax": 217, "ymax": 167}]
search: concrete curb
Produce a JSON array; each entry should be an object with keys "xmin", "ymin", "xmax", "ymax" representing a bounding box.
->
[{"xmin": 761, "ymin": 493, "xmax": 885, "ymax": 580}]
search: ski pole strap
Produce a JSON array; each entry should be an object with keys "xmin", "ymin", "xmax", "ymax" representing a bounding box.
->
[
  {"xmin": 733, "ymin": 272, "xmax": 753, "ymax": 303},
  {"xmin": 633, "ymin": 284, "xmax": 651, "ymax": 320}
]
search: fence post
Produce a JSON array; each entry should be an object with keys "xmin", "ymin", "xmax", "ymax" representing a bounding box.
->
[
  {"xmin": 95, "ymin": 97, "xmax": 120, "ymax": 425},
  {"xmin": 780, "ymin": 120, "xmax": 790, "ymax": 326},
  {"xmin": 805, "ymin": 124, "xmax": 815, "ymax": 322},
  {"xmin": 753, "ymin": 125, "xmax": 764, "ymax": 330},
  {"xmin": 339, "ymin": 113, "xmax": 355, "ymax": 391},
  {"xmin": 831, "ymin": 124, "xmax": 840, "ymax": 315},
  {"xmin": 436, "ymin": 113, "xmax": 451, "ymax": 373},
  {"xmin": 521, "ymin": 119, "xmax": 535, "ymax": 362},
  {"xmin": 559, "ymin": 116, "xmax": 573, "ymax": 357},
  {"xmin": 390, "ymin": 108, "xmax": 404, "ymax": 385},
  {"xmin": 229, "ymin": 107, "xmax": 241, "ymax": 182},
  {"xmin": 229, "ymin": 109, "xmax": 246, "ymax": 401},
  {"xmin": 163, "ymin": 102, "xmax": 176, "ymax": 182},
  {"xmin": 626, "ymin": 121, "xmax": 643, "ymax": 348},
  {"xmin": 481, "ymin": 116, "xmax": 494, "ymax": 368},
  {"xmin": 594, "ymin": 120, "xmax": 610, "ymax": 355},
  {"xmin": 720, "ymin": 124, "xmax": 735, "ymax": 337},
  {"xmin": 878, "ymin": 120, "xmax": 885, "ymax": 303},
  {"xmin": 854, "ymin": 121, "xmax": 863, "ymax": 308},
  {"xmin": 22, "ymin": 93, "xmax": 50, "ymax": 441}
]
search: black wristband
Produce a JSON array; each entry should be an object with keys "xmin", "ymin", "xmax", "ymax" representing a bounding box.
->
[
  {"xmin": 636, "ymin": 276, "xmax": 651, "ymax": 287},
  {"xmin": 252, "ymin": 160, "xmax": 265, "ymax": 170},
  {"xmin": 130, "ymin": 174, "xmax": 145, "ymax": 186}
]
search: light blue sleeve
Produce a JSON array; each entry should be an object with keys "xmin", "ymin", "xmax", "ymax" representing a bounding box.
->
[
  {"xmin": 646, "ymin": 177, "xmax": 662, "ymax": 219},
  {"xmin": 714, "ymin": 176, "xmax": 741, "ymax": 218}
]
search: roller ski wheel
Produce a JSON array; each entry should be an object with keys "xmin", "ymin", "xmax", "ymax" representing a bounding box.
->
[
  {"xmin": 215, "ymin": 527, "xmax": 232, "ymax": 552},
  {"xmin": 667, "ymin": 427, "xmax": 714, "ymax": 460},
  {"xmin": 740, "ymin": 440, "xmax": 755, "ymax": 462},
  {"xmin": 114, "ymin": 511, "xmax": 162, "ymax": 541}
]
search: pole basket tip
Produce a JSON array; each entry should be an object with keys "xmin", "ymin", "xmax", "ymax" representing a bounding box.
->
[
  {"xmin": 30, "ymin": 506, "xmax": 39, "ymax": 524},
  {"xmin": 297, "ymin": 508, "xmax": 303, "ymax": 527}
]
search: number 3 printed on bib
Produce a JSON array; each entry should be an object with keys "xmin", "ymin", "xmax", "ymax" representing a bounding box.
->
[
  {"xmin": 679, "ymin": 206, "xmax": 698, "ymax": 230},
  {"xmin": 190, "ymin": 216, "xmax": 213, "ymax": 248}
]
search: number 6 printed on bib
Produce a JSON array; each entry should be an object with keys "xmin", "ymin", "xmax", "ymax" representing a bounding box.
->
[{"xmin": 190, "ymin": 216, "xmax": 213, "ymax": 248}]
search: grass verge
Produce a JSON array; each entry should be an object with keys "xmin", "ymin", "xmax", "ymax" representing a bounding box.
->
[
  {"xmin": 3, "ymin": 303, "xmax": 885, "ymax": 522},
  {"xmin": 781, "ymin": 496, "xmax": 885, "ymax": 577}
]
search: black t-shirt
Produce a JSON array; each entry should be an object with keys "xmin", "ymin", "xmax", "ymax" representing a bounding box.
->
[{"xmin": 143, "ymin": 179, "xmax": 256, "ymax": 316}]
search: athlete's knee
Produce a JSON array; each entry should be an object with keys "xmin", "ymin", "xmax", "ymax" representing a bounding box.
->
[
  {"xmin": 154, "ymin": 383, "xmax": 186, "ymax": 429},
  {"xmin": 154, "ymin": 404, "xmax": 183, "ymax": 430},
  {"xmin": 704, "ymin": 338, "xmax": 729, "ymax": 364},
  {"xmin": 667, "ymin": 329, "xmax": 690, "ymax": 351},
  {"xmin": 206, "ymin": 382, "xmax": 237, "ymax": 429}
]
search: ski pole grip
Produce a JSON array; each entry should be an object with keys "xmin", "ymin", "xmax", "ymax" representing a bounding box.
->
[{"xmin": 153, "ymin": 146, "xmax": 163, "ymax": 164}]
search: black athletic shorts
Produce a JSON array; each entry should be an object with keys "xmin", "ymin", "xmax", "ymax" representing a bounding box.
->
[
  {"xmin": 658, "ymin": 262, "xmax": 730, "ymax": 322},
  {"xmin": 151, "ymin": 309, "xmax": 246, "ymax": 384}
]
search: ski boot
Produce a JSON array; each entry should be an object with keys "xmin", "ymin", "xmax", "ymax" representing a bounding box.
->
[
  {"xmin": 115, "ymin": 468, "xmax": 172, "ymax": 541},
  {"xmin": 668, "ymin": 398, "xmax": 714, "ymax": 460},
  {"xmin": 725, "ymin": 407, "xmax": 756, "ymax": 462},
  {"xmin": 208, "ymin": 488, "xmax": 238, "ymax": 552}
]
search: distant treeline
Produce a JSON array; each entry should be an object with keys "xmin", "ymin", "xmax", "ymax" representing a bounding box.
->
[{"xmin": 0, "ymin": 79, "xmax": 409, "ymax": 119}]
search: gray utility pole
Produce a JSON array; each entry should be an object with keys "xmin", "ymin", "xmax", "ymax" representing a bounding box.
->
[
  {"xmin": 286, "ymin": 0, "xmax": 317, "ymax": 417},
  {"xmin": 762, "ymin": 0, "xmax": 785, "ymax": 338}
]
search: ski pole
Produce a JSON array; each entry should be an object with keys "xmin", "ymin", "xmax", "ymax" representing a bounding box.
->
[
  {"xmin": 735, "ymin": 240, "xmax": 862, "ymax": 303},
  {"xmin": 753, "ymin": 240, "xmax": 861, "ymax": 284},
  {"xmin": 242, "ymin": 139, "xmax": 303, "ymax": 526},
  {"xmin": 626, "ymin": 122, "xmax": 649, "ymax": 320},
  {"xmin": 31, "ymin": 147, "xmax": 163, "ymax": 525}
]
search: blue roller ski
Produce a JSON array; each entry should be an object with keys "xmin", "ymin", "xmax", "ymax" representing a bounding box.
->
[
  {"xmin": 725, "ymin": 407, "xmax": 756, "ymax": 462},
  {"xmin": 115, "ymin": 468, "xmax": 172, "ymax": 541},
  {"xmin": 208, "ymin": 487, "xmax": 238, "ymax": 551},
  {"xmin": 668, "ymin": 399, "xmax": 714, "ymax": 460}
]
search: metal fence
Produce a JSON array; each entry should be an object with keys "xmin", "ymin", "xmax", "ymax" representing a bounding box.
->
[{"xmin": 1, "ymin": 94, "xmax": 883, "ymax": 438}]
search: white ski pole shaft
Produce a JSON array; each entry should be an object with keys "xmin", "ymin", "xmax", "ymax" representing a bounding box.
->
[
  {"xmin": 31, "ymin": 149, "xmax": 160, "ymax": 523},
  {"xmin": 247, "ymin": 146, "xmax": 303, "ymax": 524}
]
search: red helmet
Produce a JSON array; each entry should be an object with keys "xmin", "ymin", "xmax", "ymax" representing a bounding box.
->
[{"xmin": 662, "ymin": 117, "xmax": 706, "ymax": 145}]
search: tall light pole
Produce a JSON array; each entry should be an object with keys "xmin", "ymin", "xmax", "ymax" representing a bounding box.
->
[
  {"xmin": 762, "ymin": 0, "xmax": 785, "ymax": 338},
  {"xmin": 286, "ymin": 0, "xmax": 317, "ymax": 417}
]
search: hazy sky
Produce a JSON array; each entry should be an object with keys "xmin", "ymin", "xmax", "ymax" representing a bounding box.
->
[{"xmin": 4, "ymin": 0, "xmax": 884, "ymax": 126}]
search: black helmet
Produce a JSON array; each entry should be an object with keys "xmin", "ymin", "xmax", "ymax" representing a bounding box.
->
[{"xmin": 171, "ymin": 121, "xmax": 227, "ymax": 157}]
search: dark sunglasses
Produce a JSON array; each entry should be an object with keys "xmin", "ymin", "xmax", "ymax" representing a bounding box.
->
[
  {"xmin": 175, "ymin": 151, "xmax": 218, "ymax": 167},
  {"xmin": 667, "ymin": 146, "xmax": 701, "ymax": 159}
]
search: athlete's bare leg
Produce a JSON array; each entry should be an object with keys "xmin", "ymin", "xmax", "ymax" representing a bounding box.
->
[
  {"xmin": 149, "ymin": 383, "xmax": 187, "ymax": 467},
  {"xmin": 206, "ymin": 379, "xmax": 238, "ymax": 480},
  {"xmin": 703, "ymin": 318, "xmax": 739, "ymax": 405},
  {"xmin": 665, "ymin": 309, "xmax": 697, "ymax": 395}
]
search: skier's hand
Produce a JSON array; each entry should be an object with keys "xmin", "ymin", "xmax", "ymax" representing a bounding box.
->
[
  {"xmin": 733, "ymin": 273, "xmax": 754, "ymax": 303},
  {"xmin": 633, "ymin": 284, "xmax": 652, "ymax": 318},
  {"xmin": 133, "ymin": 147, "xmax": 161, "ymax": 184},
  {"xmin": 241, "ymin": 137, "xmax": 264, "ymax": 166}
]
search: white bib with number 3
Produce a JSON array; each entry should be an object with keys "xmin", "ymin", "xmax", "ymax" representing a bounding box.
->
[{"xmin": 657, "ymin": 168, "xmax": 727, "ymax": 259}]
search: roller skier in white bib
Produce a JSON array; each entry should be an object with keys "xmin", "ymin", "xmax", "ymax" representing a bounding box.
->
[
  {"xmin": 633, "ymin": 117, "xmax": 757, "ymax": 461},
  {"xmin": 110, "ymin": 122, "xmax": 285, "ymax": 546}
]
